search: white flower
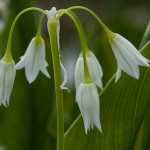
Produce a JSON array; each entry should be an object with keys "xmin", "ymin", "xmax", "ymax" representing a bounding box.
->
[
  {"xmin": 109, "ymin": 34, "xmax": 150, "ymax": 82},
  {"xmin": 16, "ymin": 36, "xmax": 50, "ymax": 83},
  {"xmin": 75, "ymin": 50, "xmax": 103, "ymax": 90},
  {"xmin": 47, "ymin": 7, "xmax": 60, "ymax": 48},
  {"xmin": 76, "ymin": 82, "xmax": 102, "ymax": 134},
  {"xmin": 0, "ymin": 59, "xmax": 16, "ymax": 106}
]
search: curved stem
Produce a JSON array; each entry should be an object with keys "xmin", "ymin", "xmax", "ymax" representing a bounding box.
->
[
  {"xmin": 5, "ymin": 7, "xmax": 46, "ymax": 58},
  {"xmin": 61, "ymin": 10, "xmax": 91, "ymax": 82},
  {"xmin": 66, "ymin": 6, "xmax": 116, "ymax": 39},
  {"xmin": 36, "ymin": 13, "xmax": 45, "ymax": 37}
]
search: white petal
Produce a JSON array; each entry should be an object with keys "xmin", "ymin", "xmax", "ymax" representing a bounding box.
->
[
  {"xmin": 16, "ymin": 38, "xmax": 36, "ymax": 70},
  {"xmin": 89, "ymin": 51, "xmax": 103, "ymax": 77},
  {"xmin": 34, "ymin": 37, "xmax": 50, "ymax": 79},
  {"xmin": 47, "ymin": 7, "xmax": 60, "ymax": 49},
  {"xmin": 115, "ymin": 64, "xmax": 122, "ymax": 82},
  {"xmin": 88, "ymin": 51, "xmax": 103, "ymax": 89},
  {"xmin": 76, "ymin": 83, "xmax": 91, "ymax": 134},
  {"xmin": 76, "ymin": 82, "xmax": 102, "ymax": 134},
  {"xmin": 47, "ymin": 7, "xmax": 57, "ymax": 19},
  {"xmin": 75, "ymin": 52, "xmax": 103, "ymax": 90},
  {"xmin": 4, "ymin": 61, "xmax": 16, "ymax": 105},
  {"xmin": 60, "ymin": 61, "xmax": 69, "ymax": 92},
  {"xmin": 16, "ymin": 37, "xmax": 50, "ymax": 83},
  {"xmin": 40, "ymin": 60, "xmax": 50, "ymax": 78},
  {"xmin": 110, "ymin": 39, "xmax": 139, "ymax": 79},
  {"xmin": 16, "ymin": 37, "xmax": 36, "ymax": 71},
  {"xmin": 117, "ymin": 34, "xmax": 150, "ymax": 66},
  {"xmin": 0, "ymin": 60, "xmax": 16, "ymax": 106},
  {"xmin": 91, "ymin": 84, "xmax": 102, "ymax": 132},
  {"xmin": 25, "ymin": 41, "xmax": 39, "ymax": 83},
  {"xmin": 15, "ymin": 58, "xmax": 25, "ymax": 69},
  {"xmin": 0, "ymin": 61, "xmax": 5, "ymax": 104},
  {"xmin": 75, "ymin": 57, "xmax": 84, "ymax": 90},
  {"xmin": 110, "ymin": 34, "xmax": 150, "ymax": 81},
  {"xmin": 116, "ymin": 43, "xmax": 140, "ymax": 79}
]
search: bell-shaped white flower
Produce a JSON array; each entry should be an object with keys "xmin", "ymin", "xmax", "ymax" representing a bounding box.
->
[
  {"xmin": 109, "ymin": 34, "xmax": 150, "ymax": 82},
  {"xmin": 75, "ymin": 50, "xmax": 103, "ymax": 90},
  {"xmin": 16, "ymin": 36, "xmax": 50, "ymax": 83},
  {"xmin": 0, "ymin": 59, "xmax": 16, "ymax": 106},
  {"xmin": 76, "ymin": 82, "xmax": 102, "ymax": 134}
]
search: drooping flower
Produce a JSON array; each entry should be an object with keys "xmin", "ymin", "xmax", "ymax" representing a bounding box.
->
[
  {"xmin": 0, "ymin": 59, "xmax": 16, "ymax": 106},
  {"xmin": 76, "ymin": 82, "xmax": 102, "ymax": 134},
  {"xmin": 109, "ymin": 34, "xmax": 150, "ymax": 82},
  {"xmin": 75, "ymin": 50, "xmax": 103, "ymax": 90},
  {"xmin": 47, "ymin": 7, "xmax": 68, "ymax": 90},
  {"xmin": 16, "ymin": 36, "xmax": 50, "ymax": 83}
]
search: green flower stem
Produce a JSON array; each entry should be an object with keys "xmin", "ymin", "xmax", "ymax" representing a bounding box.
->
[
  {"xmin": 48, "ymin": 20, "xmax": 64, "ymax": 150},
  {"xmin": 36, "ymin": 13, "xmax": 45, "ymax": 37},
  {"xmin": 4, "ymin": 7, "xmax": 46, "ymax": 60},
  {"xmin": 66, "ymin": 6, "xmax": 116, "ymax": 40},
  {"xmin": 60, "ymin": 10, "xmax": 92, "ymax": 82}
]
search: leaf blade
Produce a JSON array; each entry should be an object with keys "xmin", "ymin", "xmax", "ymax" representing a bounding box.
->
[{"xmin": 64, "ymin": 41, "xmax": 150, "ymax": 150}]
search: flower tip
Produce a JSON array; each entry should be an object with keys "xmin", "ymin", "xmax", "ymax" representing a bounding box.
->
[
  {"xmin": 97, "ymin": 124, "xmax": 102, "ymax": 133},
  {"xmin": 85, "ymin": 129, "xmax": 88, "ymax": 135},
  {"xmin": 60, "ymin": 86, "xmax": 70, "ymax": 93},
  {"xmin": 100, "ymin": 84, "xmax": 103, "ymax": 90},
  {"xmin": 115, "ymin": 78, "xmax": 119, "ymax": 83},
  {"xmin": 27, "ymin": 77, "xmax": 34, "ymax": 84},
  {"xmin": 146, "ymin": 62, "xmax": 150, "ymax": 67},
  {"xmin": 47, "ymin": 7, "xmax": 57, "ymax": 19},
  {"xmin": 135, "ymin": 74, "xmax": 139, "ymax": 80},
  {"xmin": 2, "ymin": 100, "xmax": 8, "ymax": 107},
  {"xmin": 51, "ymin": 7, "xmax": 57, "ymax": 11},
  {"xmin": 115, "ymin": 74, "xmax": 120, "ymax": 82}
]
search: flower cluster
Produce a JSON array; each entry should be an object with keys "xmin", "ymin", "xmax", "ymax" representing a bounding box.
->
[
  {"xmin": 0, "ymin": 6, "xmax": 149, "ymax": 136},
  {"xmin": 74, "ymin": 32, "xmax": 149, "ymax": 133},
  {"xmin": 75, "ymin": 50, "xmax": 103, "ymax": 133}
]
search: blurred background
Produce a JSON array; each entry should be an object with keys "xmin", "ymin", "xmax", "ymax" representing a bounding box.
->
[{"xmin": 0, "ymin": 0, "xmax": 149, "ymax": 150}]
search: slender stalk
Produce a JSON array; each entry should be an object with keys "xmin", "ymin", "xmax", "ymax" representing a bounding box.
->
[
  {"xmin": 62, "ymin": 11, "xmax": 92, "ymax": 82},
  {"xmin": 48, "ymin": 20, "xmax": 64, "ymax": 150},
  {"xmin": 66, "ymin": 6, "xmax": 116, "ymax": 39},
  {"xmin": 36, "ymin": 13, "xmax": 45, "ymax": 37},
  {"xmin": 5, "ymin": 7, "xmax": 46, "ymax": 59}
]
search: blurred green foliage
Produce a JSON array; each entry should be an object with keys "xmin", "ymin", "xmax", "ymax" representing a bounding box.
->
[{"xmin": 0, "ymin": 0, "xmax": 149, "ymax": 150}]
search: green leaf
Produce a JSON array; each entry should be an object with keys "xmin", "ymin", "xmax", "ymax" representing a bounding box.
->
[{"xmin": 64, "ymin": 41, "xmax": 150, "ymax": 150}]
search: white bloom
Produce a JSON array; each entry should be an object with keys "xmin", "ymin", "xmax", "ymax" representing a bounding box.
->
[
  {"xmin": 75, "ymin": 50, "xmax": 103, "ymax": 90},
  {"xmin": 0, "ymin": 59, "xmax": 16, "ymax": 106},
  {"xmin": 76, "ymin": 82, "xmax": 102, "ymax": 134},
  {"xmin": 47, "ymin": 7, "xmax": 60, "ymax": 48},
  {"xmin": 109, "ymin": 34, "xmax": 150, "ymax": 82},
  {"xmin": 16, "ymin": 36, "xmax": 50, "ymax": 83}
]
